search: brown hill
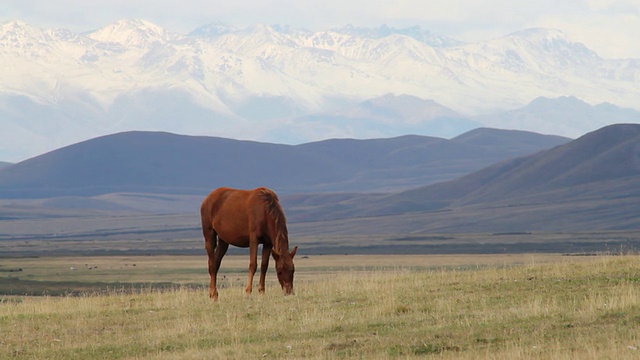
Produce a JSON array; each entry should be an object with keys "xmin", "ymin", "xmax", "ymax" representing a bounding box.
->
[
  {"xmin": 286, "ymin": 124, "xmax": 640, "ymax": 233},
  {"xmin": 398, "ymin": 123, "xmax": 640, "ymax": 206}
]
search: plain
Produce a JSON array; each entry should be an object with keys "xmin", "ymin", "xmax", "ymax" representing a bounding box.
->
[{"xmin": 2, "ymin": 254, "xmax": 640, "ymax": 359}]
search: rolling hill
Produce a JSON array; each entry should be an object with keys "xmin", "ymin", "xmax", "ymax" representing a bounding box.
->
[
  {"xmin": 285, "ymin": 124, "xmax": 640, "ymax": 233},
  {"xmin": 0, "ymin": 124, "xmax": 638, "ymax": 255},
  {"xmin": 0, "ymin": 128, "xmax": 569, "ymax": 199}
]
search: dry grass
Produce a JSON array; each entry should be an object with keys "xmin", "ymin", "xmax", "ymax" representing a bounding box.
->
[
  {"xmin": 0, "ymin": 254, "xmax": 574, "ymax": 295},
  {"xmin": 2, "ymin": 255, "xmax": 640, "ymax": 359}
]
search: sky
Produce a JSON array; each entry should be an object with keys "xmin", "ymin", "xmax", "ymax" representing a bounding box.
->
[{"xmin": 1, "ymin": 0, "xmax": 640, "ymax": 59}]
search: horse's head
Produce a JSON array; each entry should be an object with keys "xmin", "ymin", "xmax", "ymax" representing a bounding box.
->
[{"xmin": 272, "ymin": 246, "xmax": 298, "ymax": 295}]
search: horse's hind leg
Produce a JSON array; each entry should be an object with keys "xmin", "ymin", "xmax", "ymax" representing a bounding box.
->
[
  {"xmin": 210, "ymin": 239, "xmax": 229, "ymax": 301},
  {"xmin": 203, "ymin": 221, "xmax": 216, "ymax": 297},
  {"xmin": 245, "ymin": 235, "xmax": 259, "ymax": 298},
  {"xmin": 205, "ymin": 228, "xmax": 227, "ymax": 301}
]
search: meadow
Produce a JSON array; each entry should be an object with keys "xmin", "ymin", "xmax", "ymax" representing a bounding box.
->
[{"xmin": 1, "ymin": 254, "xmax": 640, "ymax": 359}]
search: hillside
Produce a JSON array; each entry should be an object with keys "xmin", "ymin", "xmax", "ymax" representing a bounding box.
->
[
  {"xmin": 286, "ymin": 124, "xmax": 640, "ymax": 233},
  {"xmin": 0, "ymin": 128, "xmax": 569, "ymax": 199},
  {"xmin": 398, "ymin": 123, "xmax": 640, "ymax": 207}
]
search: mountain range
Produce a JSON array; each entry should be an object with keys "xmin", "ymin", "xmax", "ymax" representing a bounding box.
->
[
  {"xmin": 1, "ymin": 19, "xmax": 639, "ymax": 162},
  {"xmin": 0, "ymin": 127, "xmax": 569, "ymax": 199}
]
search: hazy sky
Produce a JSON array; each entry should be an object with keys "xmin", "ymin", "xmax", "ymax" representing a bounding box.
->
[{"xmin": 1, "ymin": 0, "xmax": 640, "ymax": 59}]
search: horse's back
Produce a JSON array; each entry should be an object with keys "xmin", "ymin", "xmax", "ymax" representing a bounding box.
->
[
  {"xmin": 201, "ymin": 187, "xmax": 246, "ymax": 220},
  {"xmin": 201, "ymin": 187, "xmax": 272, "ymax": 212}
]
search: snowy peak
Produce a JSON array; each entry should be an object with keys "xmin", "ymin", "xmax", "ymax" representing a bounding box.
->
[
  {"xmin": 88, "ymin": 19, "xmax": 182, "ymax": 47},
  {"xmin": 239, "ymin": 24, "xmax": 299, "ymax": 47},
  {"xmin": 209, "ymin": 23, "xmax": 301, "ymax": 55},
  {"xmin": 454, "ymin": 28, "xmax": 602, "ymax": 75},
  {"xmin": 1, "ymin": 20, "xmax": 37, "ymax": 36},
  {"xmin": 332, "ymin": 24, "xmax": 462, "ymax": 47},
  {"xmin": 506, "ymin": 28, "xmax": 570, "ymax": 42},
  {"xmin": 505, "ymin": 28, "xmax": 598, "ymax": 59},
  {"xmin": 0, "ymin": 20, "xmax": 47, "ymax": 46},
  {"xmin": 1, "ymin": 20, "xmax": 94, "ymax": 49},
  {"xmin": 188, "ymin": 22, "xmax": 236, "ymax": 38}
]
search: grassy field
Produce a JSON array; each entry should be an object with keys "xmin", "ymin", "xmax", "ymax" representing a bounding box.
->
[{"xmin": 2, "ymin": 255, "xmax": 640, "ymax": 359}]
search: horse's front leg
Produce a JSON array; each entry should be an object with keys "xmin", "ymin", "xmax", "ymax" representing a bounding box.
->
[
  {"xmin": 258, "ymin": 244, "xmax": 272, "ymax": 294},
  {"xmin": 245, "ymin": 237, "xmax": 258, "ymax": 298}
]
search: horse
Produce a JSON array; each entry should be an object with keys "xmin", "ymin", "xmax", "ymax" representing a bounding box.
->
[{"xmin": 200, "ymin": 187, "xmax": 298, "ymax": 301}]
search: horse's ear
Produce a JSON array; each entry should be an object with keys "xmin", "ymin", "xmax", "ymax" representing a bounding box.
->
[
  {"xmin": 272, "ymin": 249, "xmax": 281, "ymax": 261},
  {"xmin": 290, "ymin": 246, "xmax": 298, "ymax": 258}
]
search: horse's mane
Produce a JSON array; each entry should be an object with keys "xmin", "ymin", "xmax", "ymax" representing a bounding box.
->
[{"xmin": 260, "ymin": 188, "xmax": 289, "ymax": 252}]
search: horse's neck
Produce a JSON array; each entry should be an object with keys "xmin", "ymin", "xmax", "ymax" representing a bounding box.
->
[
  {"xmin": 266, "ymin": 203, "xmax": 289, "ymax": 253},
  {"xmin": 272, "ymin": 230, "xmax": 289, "ymax": 254}
]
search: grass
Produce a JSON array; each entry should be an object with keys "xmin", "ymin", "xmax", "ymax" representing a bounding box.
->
[
  {"xmin": 2, "ymin": 255, "xmax": 640, "ymax": 358},
  {"xmin": 0, "ymin": 254, "xmax": 566, "ymax": 295}
]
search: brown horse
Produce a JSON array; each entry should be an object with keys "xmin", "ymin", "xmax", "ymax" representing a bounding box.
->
[{"xmin": 200, "ymin": 187, "xmax": 298, "ymax": 301}]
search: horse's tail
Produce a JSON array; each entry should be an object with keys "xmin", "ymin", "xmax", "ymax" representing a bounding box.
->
[
  {"xmin": 259, "ymin": 187, "xmax": 278, "ymax": 205},
  {"xmin": 259, "ymin": 187, "xmax": 285, "ymax": 221}
]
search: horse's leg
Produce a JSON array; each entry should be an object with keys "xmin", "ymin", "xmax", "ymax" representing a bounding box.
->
[
  {"xmin": 210, "ymin": 238, "xmax": 229, "ymax": 302},
  {"xmin": 245, "ymin": 236, "xmax": 259, "ymax": 298},
  {"xmin": 258, "ymin": 243, "xmax": 272, "ymax": 294},
  {"xmin": 204, "ymin": 226, "xmax": 218, "ymax": 300}
]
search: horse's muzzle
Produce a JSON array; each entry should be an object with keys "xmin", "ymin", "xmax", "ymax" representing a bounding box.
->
[{"xmin": 283, "ymin": 285, "xmax": 294, "ymax": 295}]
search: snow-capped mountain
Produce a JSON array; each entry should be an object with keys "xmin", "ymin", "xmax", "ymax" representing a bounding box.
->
[{"xmin": 1, "ymin": 19, "xmax": 639, "ymax": 162}]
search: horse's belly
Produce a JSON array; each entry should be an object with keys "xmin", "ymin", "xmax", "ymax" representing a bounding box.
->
[
  {"xmin": 223, "ymin": 236, "xmax": 251, "ymax": 247},
  {"xmin": 210, "ymin": 193, "xmax": 266, "ymax": 248},
  {"xmin": 213, "ymin": 221, "xmax": 253, "ymax": 247}
]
